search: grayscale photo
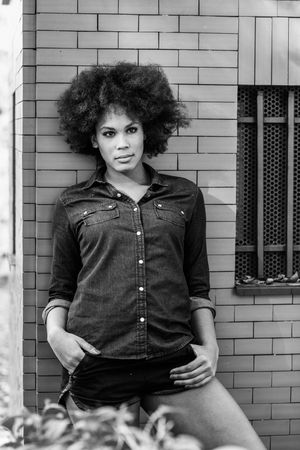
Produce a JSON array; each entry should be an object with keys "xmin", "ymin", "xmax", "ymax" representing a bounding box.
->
[{"xmin": 0, "ymin": 1, "xmax": 299, "ymax": 449}]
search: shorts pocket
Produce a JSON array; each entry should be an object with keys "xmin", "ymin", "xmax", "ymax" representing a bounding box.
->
[
  {"xmin": 72, "ymin": 351, "xmax": 103, "ymax": 376},
  {"xmin": 72, "ymin": 353, "xmax": 90, "ymax": 375}
]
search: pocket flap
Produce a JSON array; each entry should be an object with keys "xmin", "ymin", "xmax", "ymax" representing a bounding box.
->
[
  {"xmin": 154, "ymin": 201, "xmax": 185, "ymax": 227},
  {"xmin": 82, "ymin": 203, "xmax": 119, "ymax": 225}
]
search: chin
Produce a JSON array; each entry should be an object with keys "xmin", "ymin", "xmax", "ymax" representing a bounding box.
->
[{"xmin": 114, "ymin": 161, "xmax": 137, "ymax": 170}]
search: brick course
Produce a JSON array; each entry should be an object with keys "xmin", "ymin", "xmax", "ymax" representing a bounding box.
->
[{"xmin": 78, "ymin": 0, "xmax": 118, "ymax": 13}]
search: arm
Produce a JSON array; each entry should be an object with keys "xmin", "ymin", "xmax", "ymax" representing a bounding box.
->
[
  {"xmin": 191, "ymin": 308, "xmax": 218, "ymax": 355},
  {"xmin": 46, "ymin": 307, "xmax": 100, "ymax": 373},
  {"xmin": 43, "ymin": 197, "xmax": 82, "ymax": 321},
  {"xmin": 184, "ymin": 188, "xmax": 216, "ymax": 317},
  {"xmin": 190, "ymin": 308, "xmax": 219, "ymax": 380},
  {"xmin": 170, "ymin": 309, "xmax": 219, "ymax": 388},
  {"xmin": 170, "ymin": 188, "xmax": 218, "ymax": 387},
  {"xmin": 45, "ymin": 198, "xmax": 99, "ymax": 373}
]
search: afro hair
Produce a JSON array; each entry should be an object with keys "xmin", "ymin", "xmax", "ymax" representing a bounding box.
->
[{"xmin": 57, "ymin": 62, "xmax": 190, "ymax": 158}]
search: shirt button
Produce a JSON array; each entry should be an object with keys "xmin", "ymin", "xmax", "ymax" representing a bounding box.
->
[
  {"xmin": 133, "ymin": 207, "xmax": 138, "ymax": 212},
  {"xmin": 83, "ymin": 210, "xmax": 88, "ymax": 215},
  {"xmin": 136, "ymin": 231, "xmax": 141, "ymax": 236},
  {"xmin": 108, "ymin": 205, "xmax": 113, "ymax": 209},
  {"xmin": 140, "ymin": 317, "xmax": 145, "ymax": 323},
  {"xmin": 139, "ymin": 287, "xmax": 144, "ymax": 292},
  {"xmin": 157, "ymin": 203, "xmax": 162, "ymax": 208},
  {"xmin": 116, "ymin": 193, "xmax": 121, "ymax": 198},
  {"xmin": 138, "ymin": 259, "xmax": 144, "ymax": 265},
  {"xmin": 181, "ymin": 210, "xmax": 185, "ymax": 215}
]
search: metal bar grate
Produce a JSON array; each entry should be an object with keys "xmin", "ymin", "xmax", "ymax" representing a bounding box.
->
[
  {"xmin": 236, "ymin": 87, "xmax": 299, "ymax": 281},
  {"xmin": 257, "ymin": 91, "xmax": 264, "ymax": 278},
  {"xmin": 287, "ymin": 91, "xmax": 295, "ymax": 276}
]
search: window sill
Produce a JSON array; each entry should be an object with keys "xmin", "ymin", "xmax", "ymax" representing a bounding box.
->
[{"xmin": 235, "ymin": 283, "xmax": 300, "ymax": 296}]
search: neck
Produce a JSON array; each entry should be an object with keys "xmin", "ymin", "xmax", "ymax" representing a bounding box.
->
[{"xmin": 105, "ymin": 163, "xmax": 150, "ymax": 187}]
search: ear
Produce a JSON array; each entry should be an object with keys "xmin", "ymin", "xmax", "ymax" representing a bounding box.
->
[{"xmin": 91, "ymin": 135, "xmax": 99, "ymax": 148}]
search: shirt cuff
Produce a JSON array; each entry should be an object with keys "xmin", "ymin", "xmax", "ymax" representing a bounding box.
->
[
  {"xmin": 190, "ymin": 296, "xmax": 216, "ymax": 318},
  {"xmin": 42, "ymin": 299, "xmax": 71, "ymax": 325}
]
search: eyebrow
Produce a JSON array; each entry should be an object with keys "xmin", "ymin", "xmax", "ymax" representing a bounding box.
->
[{"xmin": 99, "ymin": 121, "xmax": 138, "ymax": 131}]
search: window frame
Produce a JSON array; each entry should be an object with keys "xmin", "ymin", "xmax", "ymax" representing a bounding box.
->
[{"xmin": 235, "ymin": 86, "xmax": 300, "ymax": 295}]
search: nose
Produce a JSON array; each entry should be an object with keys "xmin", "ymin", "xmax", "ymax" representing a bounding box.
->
[{"xmin": 116, "ymin": 132, "xmax": 129, "ymax": 149}]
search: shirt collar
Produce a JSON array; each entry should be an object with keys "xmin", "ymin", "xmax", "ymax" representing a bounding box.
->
[{"xmin": 83, "ymin": 162, "xmax": 168, "ymax": 190}]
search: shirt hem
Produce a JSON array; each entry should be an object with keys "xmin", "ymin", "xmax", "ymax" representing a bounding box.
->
[{"xmin": 93, "ymin": 337, "xmax": 194, "ymax": 361}]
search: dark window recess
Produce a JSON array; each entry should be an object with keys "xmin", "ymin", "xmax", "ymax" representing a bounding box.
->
[{"xmin": 236, "ymin": 87, "xmax": 300, "ymax": 295}]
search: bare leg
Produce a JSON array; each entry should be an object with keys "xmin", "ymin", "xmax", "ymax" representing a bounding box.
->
[
  {"xmin": 65, "ymin": 393, "xmax": 141, "ymax": 426},
  {"xmin": 142, "ymin": 377, "xmax": 266, "ymax": 450}
]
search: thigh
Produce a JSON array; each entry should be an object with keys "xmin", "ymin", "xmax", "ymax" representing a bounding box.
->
[
  {"xmin": 142, "ymin": 377, "xmax": 266, "ymax": 450},
  {"xmin": 65, "ymin": 393, "xmax": 141, "ymax": 427},
  {"xmin": 65, "ymin": 392, "xmax": 82, "ymax": 423}
]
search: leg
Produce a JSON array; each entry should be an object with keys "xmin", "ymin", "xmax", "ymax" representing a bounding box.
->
[
  {"xmin": 65, "ymin": 393, "xmax": 141, "ymax": 427},
  {"xmin": 142, "ymin": 377, "xmax": 266, "ymax": 450},
  {"xmin": 65, "ymin": 392, "xmax": 83, "ymax": 423}
]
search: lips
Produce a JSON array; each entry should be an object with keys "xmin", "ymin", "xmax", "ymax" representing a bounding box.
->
[{"xmin": 116, "ymin": 154, "xmax": 134, "ymax": 160}]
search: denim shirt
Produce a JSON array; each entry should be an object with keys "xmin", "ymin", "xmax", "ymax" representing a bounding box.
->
[{"xmin": 44, "ymin": 163, "xmax": 215, "ymax": 359}]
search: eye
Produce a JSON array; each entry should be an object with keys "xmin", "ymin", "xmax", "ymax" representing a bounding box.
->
[
  {"xmin": 127, "ymin": 127, "xmax": 138, "ymax": 134},
  {"xmin": 102, "ymin": 130, "xmax": 115, "ymax": 137}
]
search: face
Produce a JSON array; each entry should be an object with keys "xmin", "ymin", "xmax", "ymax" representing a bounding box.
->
[{"xmin": 92, "ymin": 106, "xmax": 145, "ymax": 177}]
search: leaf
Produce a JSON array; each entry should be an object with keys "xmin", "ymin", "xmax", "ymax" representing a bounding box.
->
[
  {"xmin": 41, "ymin": 419, "xmax": 71, "ymax": 443},
  {"xmin": 163, "ymin": 434, "xmax": 202, "ymax": 450},
  {"xmin": 0, "ymin": 426, "xmax": 16, "ymax": 447},
  {"xmin": 288, "ymin": 271, "xmax": 299, "ymax": 283}
]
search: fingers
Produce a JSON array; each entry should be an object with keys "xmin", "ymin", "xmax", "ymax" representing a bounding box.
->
[
  {"xmin": 184, "ymin": 375, "xmax": 214, "ymax": 388},
  {"xmin": 75, "ymin": 336, "xmax": 101, "ymax": 355},
  {"xmin": 170, "ymin": 353, "xmax": 215, "ymax": 388},
  {"xmin": 49, "ymin": 331, "xmax": 101, "ymax": 374},
  {"xmin": 170, "ymin": 364, "xmax": 212, "ymax": 381},
  {"xmin": 63, "ymin": 351, "xmax": 85, "ymax": 374},
  {"xmin": 170, "ymin": 355, "xmax": 206, "ymax": 376},
  {"xmin": 170, "ymin": 364, "xmax": 213, "ymax": 381},
  {"xmin": 171, "ymin": 367, "xmax": 213, "ymax": 384},
  {"xmin": 66, "ymin": 337, "xmax": 100, "ymax": 373}
]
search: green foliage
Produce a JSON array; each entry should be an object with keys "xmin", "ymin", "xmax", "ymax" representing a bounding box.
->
[{"xmin": 0, "ymin": 402, "xmax": 202, "ymax": 450}]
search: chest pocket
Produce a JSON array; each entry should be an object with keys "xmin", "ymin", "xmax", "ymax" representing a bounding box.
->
[
  {"xmin": 82, "ymin": 203, "xmax": 119, "ymax": 226},
  {"xmin": 154, "ymin": 200, "xmax": 186, "ymax": 228}
]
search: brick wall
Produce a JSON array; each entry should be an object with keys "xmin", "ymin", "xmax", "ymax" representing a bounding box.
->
[
  {"xmin": 8, "ymin": 0, "xmax": 28, "ymax": 414},
  {"xmin": 11, "ymin": 0, "xmax": 300, "ymax": 449}
]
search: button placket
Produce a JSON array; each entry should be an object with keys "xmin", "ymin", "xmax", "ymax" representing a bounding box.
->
[{"xmin": 131, "ymin": 202, "xmax": 147, "ymax": 355}]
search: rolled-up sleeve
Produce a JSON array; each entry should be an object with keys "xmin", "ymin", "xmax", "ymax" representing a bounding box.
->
[
  {"xmin": 42, "ymin": 298, "xmax": 71, "ymax": 325},
  {"xmin": 184, "ymin": 188, "xmax": 216, "ymax": 318},
  {"xmin": 42, "ymin": 197, "xmax": 82, "ymax": 324}
]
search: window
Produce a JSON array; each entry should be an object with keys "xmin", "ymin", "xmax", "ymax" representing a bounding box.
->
[{"xmin": 236, "ymin": 87, "xmax": 300, "ymax": 294}]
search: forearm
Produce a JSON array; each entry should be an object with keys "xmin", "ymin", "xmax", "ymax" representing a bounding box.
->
[
  {"xmin": 46, "ymin": 307, "xmax": 68, "ymax": 342},
  {"xmin": 191, "ymin": 308, "xmax": 218, "ymax": 350},
  {"xmin": 170, "ymin": 308, "xmax": 219, "ymax": 385},
  {"xmin": 45, "ymin": 306, "xmax": 99, "ymax": 372}
]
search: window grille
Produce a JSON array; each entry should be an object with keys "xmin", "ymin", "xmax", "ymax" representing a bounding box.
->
[{"xmin": 236, "ymin": 87, "xmax": 300, "ymax": 288}]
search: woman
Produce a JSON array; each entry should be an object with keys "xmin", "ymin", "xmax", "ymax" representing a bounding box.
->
[{"xmin": 43, "ymin": 63, "xmax": 265, "ymax": 450}]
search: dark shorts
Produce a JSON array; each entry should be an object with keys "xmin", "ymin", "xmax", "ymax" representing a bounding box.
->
[{"xmin": 59, "ymin": 343, "xmax": 196, "ymax": 411}]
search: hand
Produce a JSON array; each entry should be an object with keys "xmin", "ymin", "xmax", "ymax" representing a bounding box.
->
[
  {"xmin": 169, "ymin": 343, "xmax": 219, "ymax": 388},
  {"xmin": 47, "ymin": 328, "xmax": 101, "ymax": 374}
]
